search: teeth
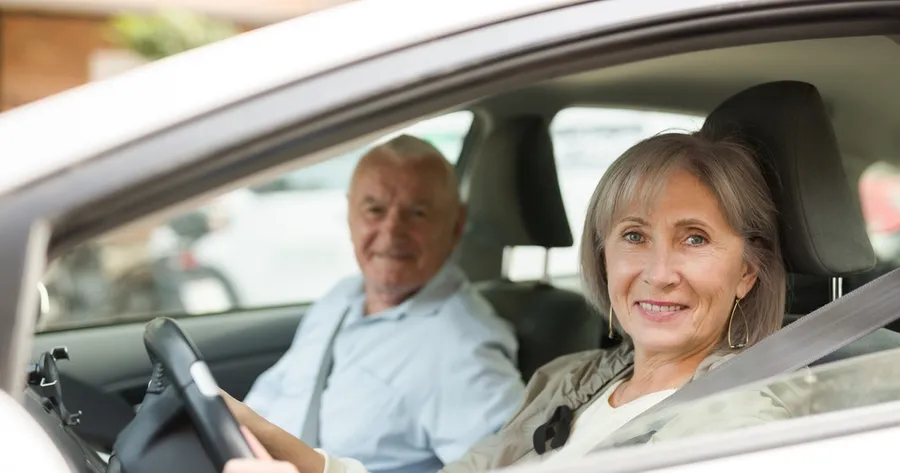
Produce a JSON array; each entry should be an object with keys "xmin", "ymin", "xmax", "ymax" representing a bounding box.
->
[{"xmin": 640, "ymin": 302, "xmax": 685, "ymax": 312}]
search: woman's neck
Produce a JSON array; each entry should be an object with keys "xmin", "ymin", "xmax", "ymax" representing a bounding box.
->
[{"xmin": 611, "ymin": 345, "xmax": 712, "ymax": 407}]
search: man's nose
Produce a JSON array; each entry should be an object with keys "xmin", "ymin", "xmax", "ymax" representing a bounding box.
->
[
  {"xmin": 642, "ymin": 244, "xmax": 681, "ymax": 288},
  {"xmin": 382, "ymin": 208, "xmax": 410, "ymax": 235}
]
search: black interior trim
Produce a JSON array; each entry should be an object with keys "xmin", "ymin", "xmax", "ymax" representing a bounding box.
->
[{"xmin": 32, "ymin": 305, "xmax": 306, "ymax": 396}]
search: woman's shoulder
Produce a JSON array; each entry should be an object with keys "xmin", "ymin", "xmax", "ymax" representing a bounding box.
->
[
  {"xmin": 528, "ymin": 342, "xmax": 635, "ymax": 394},
  {"xmin": 533, "ymin": 349, "xmax": 604, "ymax": 377}
]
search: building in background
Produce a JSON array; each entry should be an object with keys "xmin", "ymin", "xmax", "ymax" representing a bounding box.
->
[{"xmin": 0, "ymin": 0, "xmax": 349, "ymax": 111}]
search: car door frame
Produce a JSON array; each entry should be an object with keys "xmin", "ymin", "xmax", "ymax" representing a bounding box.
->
[{"xmin": 2, "ymin": 0, "xmax": 899, "ymax": 425}]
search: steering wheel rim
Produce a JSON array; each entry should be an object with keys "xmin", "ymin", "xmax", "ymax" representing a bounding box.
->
[{"xmin": 143, "ymin": 317, "xmax": 254, "ymax": 469}]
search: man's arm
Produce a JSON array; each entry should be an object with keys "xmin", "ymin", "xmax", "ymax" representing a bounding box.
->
[{"xmin": 418, "ymin": 335, "xmax": 526, "ymax": 466}]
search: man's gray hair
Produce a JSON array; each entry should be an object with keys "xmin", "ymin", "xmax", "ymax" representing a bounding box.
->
[
  {"xmin": 362, "ymin": 134, "xmax": 460, "ymax": 204},
  {"xmin": 580, "ymin": 130, "xmax": 785, "ymax": 350},
  {"xmin": 372, "ymin": 134, "xmax": 447, "ymax": 162}
]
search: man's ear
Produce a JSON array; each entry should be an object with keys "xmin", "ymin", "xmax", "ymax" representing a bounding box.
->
[{"xmin": 346, "ymin": 192, "xmax": 355, "ymax": 228}]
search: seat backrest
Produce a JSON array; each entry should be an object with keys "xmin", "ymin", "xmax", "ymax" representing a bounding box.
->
[
  {"xmin": 474, "ymin": 280, "xmax": 604, "ymax": 380},
  {"xmin": 704, "ymin": 81, "xmax": 900, "ymax": 364},
  {"xmin": 462, "ymin": 115, "xmax": 608, "ymax": 380}
]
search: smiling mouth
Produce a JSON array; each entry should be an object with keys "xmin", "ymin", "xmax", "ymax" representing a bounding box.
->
[
  {"xmin": 635, "ymin": 301, "xmax": 690, "ymax": 322},
  {"xmin": 375, "ymin": 252, "xmax": 415, "ymax": 260},
  {"xmin": 638, "ymin": 302, "xmax": 689, "ymax": 312}
]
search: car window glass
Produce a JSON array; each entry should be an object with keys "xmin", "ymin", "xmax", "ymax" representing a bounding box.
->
[
  {"xmin": 38, "ymin": 111, "xmax": 474, "ymax": 331},
  {"xmin": 506, "ymin": 107, "xmax": 704, "ymax": 287}
]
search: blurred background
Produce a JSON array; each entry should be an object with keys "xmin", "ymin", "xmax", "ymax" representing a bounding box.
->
[{"xmin": 0, "ymin": 0, "xmax": 349, "ymax": 111}]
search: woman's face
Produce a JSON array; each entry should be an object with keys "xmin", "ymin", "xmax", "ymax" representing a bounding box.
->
[{"xmin": 605, "ymin": 169, "xmax": 758, "ymax": 357}]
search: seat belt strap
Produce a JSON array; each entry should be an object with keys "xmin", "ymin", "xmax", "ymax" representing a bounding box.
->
[
  {"xmin": 299, "ymin": 306, "xmax": 352, "ymax": 448},
  {"xmin": 623, "ymin": 267, "xmax": 900, "ymax": 428}
]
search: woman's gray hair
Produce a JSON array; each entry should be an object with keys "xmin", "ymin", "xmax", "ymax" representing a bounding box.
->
[{"xmin": 580, "ymin": 130, "xmax": 785, "ymax": 350}]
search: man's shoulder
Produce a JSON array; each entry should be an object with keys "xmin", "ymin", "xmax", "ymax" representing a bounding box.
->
[
  {"xmin": 295, "ymin": 274, "xmax": 363, "ymax": 330},
  {"xmin": 431, "ymin": 282, "xmax": 515, "ymax": 343}
]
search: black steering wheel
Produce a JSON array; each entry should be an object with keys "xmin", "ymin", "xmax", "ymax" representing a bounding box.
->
[
  {"xmin": 107, "ymin": 317, "xmax": 253, "ymax": 473},
  {"xmin": 143, "ymin": 317, "xmax": 254, "ymax": 466}
]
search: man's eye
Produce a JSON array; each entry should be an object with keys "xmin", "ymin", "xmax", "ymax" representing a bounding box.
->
[
  {"xmin": 624, "ymin": 232, "xmax": 643, "ymax": 243},
  {"xmin": 366, "ymin": 206, "xmax": 385, "ymax": 215},
  {"xmin": 686, "ymin": 235, "xmax": 707, "ymax": 246}
]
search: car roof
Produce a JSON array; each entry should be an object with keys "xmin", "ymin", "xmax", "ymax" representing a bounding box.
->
[{"xmin": 0, "ymin": 0, "xmax": 578, "ymax": 199}]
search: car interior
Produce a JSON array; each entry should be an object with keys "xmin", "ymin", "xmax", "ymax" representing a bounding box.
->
[{"xmin": 24, "ymin": 31, "xmax": 900, "ymax": 471}]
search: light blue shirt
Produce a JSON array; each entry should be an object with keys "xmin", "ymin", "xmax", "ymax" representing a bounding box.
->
[{"xmin": 243, "ymin": 263, "xmax": 525, "ymax": 473}]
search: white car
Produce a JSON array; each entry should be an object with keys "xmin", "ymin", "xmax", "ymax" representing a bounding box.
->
[{"xmin": 3, "ymin": 0, "xmax": 900, "ymax": 472}]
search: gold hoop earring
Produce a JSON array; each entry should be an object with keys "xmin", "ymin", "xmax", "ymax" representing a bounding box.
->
[{"xmin": 728, "ymin": 297, "xmax": 749, "ymax": 350}]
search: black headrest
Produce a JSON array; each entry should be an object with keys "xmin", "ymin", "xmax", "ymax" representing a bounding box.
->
[
  {"xmin": 516, "ymin": 116, "xmax": 573, "ymax": 248},
  {"xmin": 466, "ymin": 115, "xmax": 573, "ymax": 248},
  {"xmin": 702, "ymin": 81, "xmax": 875, "ymax": 276}
]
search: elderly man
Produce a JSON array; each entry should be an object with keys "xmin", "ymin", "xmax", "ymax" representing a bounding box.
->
[{"xmin": 230, "ymin": 134, "xmax": 525, "ymax": 473}]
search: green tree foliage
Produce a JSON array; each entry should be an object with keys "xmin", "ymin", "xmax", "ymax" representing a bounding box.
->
[{"xmin": 109, "ymin": 9, "xmax": 239, "ymax": 60}]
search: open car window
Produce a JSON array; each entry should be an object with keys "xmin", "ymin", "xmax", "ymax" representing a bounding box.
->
[{"xmin": 37, "ymin": 111, "xmax": 474, "ymax": 332}]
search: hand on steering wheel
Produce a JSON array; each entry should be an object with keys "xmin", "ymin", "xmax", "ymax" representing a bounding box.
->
[
  {"xmin": 224, "ymin": 428, "xmax": 298, "ymax": 473},
  {"xmin": 143, "ymin": 317, "xmax": 255, "ymax": 470}
]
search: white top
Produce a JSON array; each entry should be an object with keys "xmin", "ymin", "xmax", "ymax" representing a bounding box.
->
[
  {"xmin": 318, "ymin": 380, "xmax": 676, "ymax": 473},
  {"xmin": 540, "ymin": 380, "xmax": 676, "ymax": 465}
]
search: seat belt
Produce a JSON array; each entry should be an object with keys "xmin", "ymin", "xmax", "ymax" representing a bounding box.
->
[
  {"xmin": 299, "ymin": 306, "xmax": 352, "ymax": 448},
  {"xmin": 620, "ymin": 267, "xmax": 900, "ymax": 432}
]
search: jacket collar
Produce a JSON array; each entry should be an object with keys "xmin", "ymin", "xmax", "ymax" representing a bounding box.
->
[
  {"xmin": 347, "ymin": 261, "xmax": 466, "ymax": 322},
  {"xmin": 515, "ymin": 342, "xmax": 736, "ymax": 464}
]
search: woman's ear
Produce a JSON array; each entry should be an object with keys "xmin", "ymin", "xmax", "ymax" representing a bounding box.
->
[{"xmin": 737, "ymin": 261, "xmax": 760, "ymax": 299}]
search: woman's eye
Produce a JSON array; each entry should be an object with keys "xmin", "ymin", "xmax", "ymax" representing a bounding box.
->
[
  {"xmin": 624, "ymin": 232, "xmax": 643, "ymax": 243},
  {"xmin": 686, "ymin": 235, "xmax": 707, "ymax": 246}
]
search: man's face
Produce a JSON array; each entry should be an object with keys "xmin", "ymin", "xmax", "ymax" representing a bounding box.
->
[{"xmin": 348, "ymin": 155, "xmax": 464, "ymax": 299}]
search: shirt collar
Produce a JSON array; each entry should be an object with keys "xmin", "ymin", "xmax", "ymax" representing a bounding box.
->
[{"xmin": 349, "ymin": 262, "xmax": 467, "ymax": 322}]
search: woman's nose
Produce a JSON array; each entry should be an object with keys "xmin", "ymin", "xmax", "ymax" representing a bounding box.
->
[{"xmin": 642, "ymin": 245, "xmax": 681, "ymax": 288}]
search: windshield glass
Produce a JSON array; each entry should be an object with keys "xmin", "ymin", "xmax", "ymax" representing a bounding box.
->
[{"xmin": 596, "ymin": 346, "xmax": 900, "ymax": 451}]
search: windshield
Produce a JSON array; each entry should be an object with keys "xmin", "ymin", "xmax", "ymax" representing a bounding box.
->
[{"xmin": 595, "ymin": 345, "xmax": 900, "ymax": 452}]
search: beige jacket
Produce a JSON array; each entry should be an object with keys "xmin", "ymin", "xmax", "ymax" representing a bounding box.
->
[{"xmin": 321, "ymin": 342, "xmax": 809, "ymax": 473}]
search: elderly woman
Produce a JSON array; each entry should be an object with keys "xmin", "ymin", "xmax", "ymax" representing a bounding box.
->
[{"xmin": 225, "ymin": 129, "xmax": 795, "ymax": 473}]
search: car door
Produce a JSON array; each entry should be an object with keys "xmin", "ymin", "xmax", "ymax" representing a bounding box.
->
[{"xmin": 3, "ymin": 0, "xmax": 898, "ymax": 461}]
